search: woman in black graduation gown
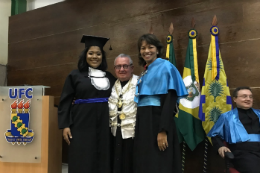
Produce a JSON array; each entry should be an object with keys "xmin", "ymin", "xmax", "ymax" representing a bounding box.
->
[
  {"xmin": 58, "ymin": 35, "xmax": 116, "ymax": 173},
  {"xmin": 133, "ymin": 34, "xmax": 188, "ymax": 173}
]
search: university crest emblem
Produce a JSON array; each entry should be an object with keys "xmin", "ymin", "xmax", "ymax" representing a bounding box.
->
[{"xmin": 4, "ymin": 88, "xmax": 34, "ymax": 145}]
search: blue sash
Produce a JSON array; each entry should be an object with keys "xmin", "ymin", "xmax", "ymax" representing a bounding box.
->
[
  {"xmin": 138, "ymin": 95, "xmax": 161, "ymax": 107},
  {"xmin": 74, "ymin": 98, "xmax": 109, "ymax": 104},
  {"xmin": 248, "ymin": 134, "xmax": 260, "ymax": 142}
]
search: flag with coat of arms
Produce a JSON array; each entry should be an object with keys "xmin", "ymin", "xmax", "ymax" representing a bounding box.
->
[
  {"xmin": 198, "ymin": 24, "xmax": 232, "ymax": 142},
  {"xmin": 175, "ymin": 28, "xmax": 205, "ymax": 150}
]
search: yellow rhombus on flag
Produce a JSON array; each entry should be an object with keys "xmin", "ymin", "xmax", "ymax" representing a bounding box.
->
[
  {"xmin": 175, "ymin": 29, "xmax": 205, "ymax": 151},
  {"xmin": 198, "ymin": 26, "xmax": 232, "ymax": 143}
]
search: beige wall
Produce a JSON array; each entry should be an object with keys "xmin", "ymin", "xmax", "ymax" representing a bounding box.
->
[
  {"xmin": 27, "ymin": 0, "xmax": 65, "ymax": 11},
  {"xmin": 0, "ymin": 0, "xmax": 10, "ymax": 65},
  {"xmin": 0, "ymin": 0, "xmax": 10, "ymax": 85}
]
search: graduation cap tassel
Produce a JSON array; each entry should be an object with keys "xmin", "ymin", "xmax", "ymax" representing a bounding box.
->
[{"xmin": 108, "ymin": 39, "xmax": 112, "ymax": 50}]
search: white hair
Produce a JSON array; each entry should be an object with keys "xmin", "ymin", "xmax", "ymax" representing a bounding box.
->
[{"xmin": 114, "ymin": 54, "xmax": 133, "ymax": 65}]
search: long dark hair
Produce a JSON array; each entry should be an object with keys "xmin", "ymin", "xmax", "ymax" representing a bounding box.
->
[
  {"xmin": 77, "ymin": 46, "xmax": 108, "ymax": 72},
  {"xmin": 137, "ymin": 34, "xmax": 163, "ymax": 67}
]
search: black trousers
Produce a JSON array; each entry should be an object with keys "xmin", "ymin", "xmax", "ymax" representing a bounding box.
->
[
  {"xmin": 113, "ymin": 127, "xmax": 134, "ymax": 173},
  {"xmin": 232, "ymin": 150, "xmax": 260, "ymax": 173}
]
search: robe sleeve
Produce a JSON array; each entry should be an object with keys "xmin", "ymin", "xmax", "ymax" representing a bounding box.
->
[
  {"xmin": 58, "ymin": 73, "xmax": 75, "ymax": 129},
  {"xmin": 207, "ymin": 114, "xmax": 225, "ymax": 140},
  {"xmin": 159, "ymin": 90, "xmax": 177, "ymax": 133},
  {"xmin": 212, "ymin": 136, "xmax": 225, "ymax": 152}
]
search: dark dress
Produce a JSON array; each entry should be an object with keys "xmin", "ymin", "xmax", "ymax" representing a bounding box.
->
[
  {"xmin": 212, "ymin": 108, "xmax": 260, "ymax": 173},
  {"xmin": 58, "ymin": 69, "xmax": 116, "ymax": 173},
  {"xmin": 134, "ymin": 90, "xmax": 181, "ymax": 173},
  {"xmin": 113, "ymin": 80, "xmax": 134, "ymax": 173}
]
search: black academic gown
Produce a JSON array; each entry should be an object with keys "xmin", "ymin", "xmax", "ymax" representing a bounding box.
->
[
  {"xmin": 58, "ymin": 69, "xmax": 116, "ymax": 173},
  {"xmin": 113, "ymin": 80, "xmax": 134, "ymax": 173},
  {"xmin": 212, "ymin": 108, "xmax": 260, "ymax": 173},
  {"xmin": 133, "ymin": 90, "xmax": 181, "ymax": 173}
]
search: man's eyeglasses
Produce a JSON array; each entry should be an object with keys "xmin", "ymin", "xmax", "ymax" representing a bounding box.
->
[
  {"xmin": 114, "ymin": 64, "xmax": 132, "ymax": 70},
  {"xmin": 236, "ymin": 95, "xmax": 253, "ymax": 99}
]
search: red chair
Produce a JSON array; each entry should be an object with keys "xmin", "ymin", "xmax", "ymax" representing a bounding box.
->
[{"xmin": 229, "ymin": 168, "xmax": 240, "ymax": 173}]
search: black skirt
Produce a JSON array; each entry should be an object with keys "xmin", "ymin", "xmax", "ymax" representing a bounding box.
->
[
  {"xmin": 58, "ymin": 69, "xmax": 116, "ymax": 173},
  {"xmin": 133, "ymin": 90, "xmax": 181, "ymax": 173}
]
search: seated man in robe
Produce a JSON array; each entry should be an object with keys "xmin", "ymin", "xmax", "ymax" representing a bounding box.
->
[
  {"xmin": 208, "ymin": 86, "xmax": 260, "ymax": 173},
  {"xmin": 108, "ymin": 54, "xmax": 138, "ymax": 173}
]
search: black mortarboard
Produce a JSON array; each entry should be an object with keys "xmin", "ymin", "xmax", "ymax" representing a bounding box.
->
[{"xmin": 80, "ymin": 35, "xmax": 109, "ymax": 49}]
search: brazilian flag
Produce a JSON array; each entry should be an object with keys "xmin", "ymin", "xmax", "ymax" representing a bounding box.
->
[
  {"xmin": 198, "ymin": 26, "xmax": 232, "ymax": 143},
  {"xmin": 175, "ymin": 29, "xmax": 205, "ymax": 150}
]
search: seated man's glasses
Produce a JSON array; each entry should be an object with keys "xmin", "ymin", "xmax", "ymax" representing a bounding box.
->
[
  {"xmin": 114, "ymin": 64, "xmax": 132, "ymax": 70},
  {"xmin": 237, "ymin": 95, "xmax": 253, "ymax": 99}
]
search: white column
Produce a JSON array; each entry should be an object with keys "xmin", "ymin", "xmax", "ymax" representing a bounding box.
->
[
  {"xmin": 0, "ymin": 0, "xmax": 10, "ymax": 65},
  {"xmin": 0, "ymin": 0, "xmax": 10, "ymax": 85},
  {"xmin": 33, "ymin": 0, "xmax": 65, "ymax": 9},
  {"xmin": 27, "ymin": 0, "xmax": 35, "ymax": 11}
]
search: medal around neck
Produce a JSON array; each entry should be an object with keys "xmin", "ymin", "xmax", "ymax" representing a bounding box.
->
[
  {"xmin": 117, "ymin": 99, "xmax": 123, "ymax": 108},
  {"xmin": 119, "ymin": 113, "xmax": 126, "ymax": 120},
  {"xmin": 115, "ymin": 77, "xmax": 133, "ymax": 109}
]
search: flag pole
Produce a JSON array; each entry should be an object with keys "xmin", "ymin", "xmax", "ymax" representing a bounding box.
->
[
  {"xmin": 149, "ymin": 23, "xmax": 153, "ymax": 34},
  {"xmin": 181, "ymin": 141, "xmax": 186, "ymax": 173},
  {"xmin": 203, "ymin": 138, "xmax": 209, "ymax": 173},
  {"xmin": 202, "ymin": 15, "xmax": 218, "ymax": 173},
  {"xmin": 166, "ymin": 22, "xmax": 176, "ymax": 66}
]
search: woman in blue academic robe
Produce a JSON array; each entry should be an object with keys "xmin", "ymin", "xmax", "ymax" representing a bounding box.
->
[{"xmin": 133, "ymin": 34, "xmax": 188, "ymax": 173}]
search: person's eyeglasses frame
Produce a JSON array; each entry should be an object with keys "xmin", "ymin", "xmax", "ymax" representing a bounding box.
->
[
  {"xmin": 114, "ymin": 64, "xmax": 133, "ymax": 70},
  {"xmin": 236, "ymin": 95, "xmax": 253, "ymax": 99}
]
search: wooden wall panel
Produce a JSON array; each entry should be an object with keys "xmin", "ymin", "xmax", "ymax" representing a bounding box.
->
[
  {"xmin": 8, "ymin": 0, "xmax": 260, "ymax": 171},
  {"xmin": 9, "ymin": 0, "xmax": 206, "ymax": 43}
]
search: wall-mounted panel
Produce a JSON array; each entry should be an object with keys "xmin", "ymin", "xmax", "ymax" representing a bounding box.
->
[{"xmin": 8, "ymin": 0, "xmax": 260, "ymax": 171}]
